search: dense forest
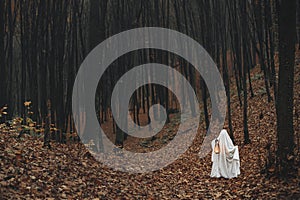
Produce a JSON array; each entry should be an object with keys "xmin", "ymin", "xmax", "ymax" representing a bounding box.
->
[{"xmin": 0, "ymin": 0, "xmax": 299, "ymax": 199}]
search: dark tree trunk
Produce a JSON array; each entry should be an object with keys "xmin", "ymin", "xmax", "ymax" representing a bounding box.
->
[
  {"xmin": 241, "ymin": 1, "xmax": 251, "ymax": 145},
  {"xmin": 0, "ymin": 0, "xmax": 6, "ymax": 108},
  {"xmin": 254, "ymin": 1, "xmax": 272, "ymax": 103},
  {"xmin": 88, "ymin": 0, "xmax": 107, "ymax": 151},
  {"xmin": 276, "ymin": 0, "xmax": 296, "ymax": 177},
  {"xmin": 88, "ymin": 0, "xmax": 100, "ymax": 51}
]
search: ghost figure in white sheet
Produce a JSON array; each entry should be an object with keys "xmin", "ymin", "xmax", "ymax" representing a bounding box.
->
[{"xmin": 210, "ymin": 129, "xmax": 240, "ymax": 179}]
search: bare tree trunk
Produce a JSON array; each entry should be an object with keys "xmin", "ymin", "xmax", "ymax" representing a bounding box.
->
[
  {"xmin": 276, "ymin": 0, "xmax": 296, "ymax": 177},
  {"xmin": 241, "ymin": 1, "xmax": 251, "ymax": 144},
  {"xmin": 89, "ymin": 0, "xmax": 108, "ymax": 151},
  {"xmin": 254, "ymin": 0, "xmax": 272, "ymax": 102},
  {"xmin": 43, "ymin": 100, "xmax": 52, "ymax": 148},
  {"xmin": 0, "ymin": 0, "xmax": 5, "ymax": 108}
]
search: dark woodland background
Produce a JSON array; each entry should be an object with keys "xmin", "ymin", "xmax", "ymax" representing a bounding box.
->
[{"xmin": 0, "ymin": 0, "xmax": 299, "ymax": 180}]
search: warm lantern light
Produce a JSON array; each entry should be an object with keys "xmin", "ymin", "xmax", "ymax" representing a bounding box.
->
[
  {"xmin": 214, "ymin": 139, "xmax": 220, "ymax": 154},
  {"xmin": 24, "ymin": 101, "xmax": 32, "ymax": 107}
]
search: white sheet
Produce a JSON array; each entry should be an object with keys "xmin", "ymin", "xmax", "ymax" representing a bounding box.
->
[{"xmin": 210, "ymin": 129, "xmax": 240, "ymax": 179}]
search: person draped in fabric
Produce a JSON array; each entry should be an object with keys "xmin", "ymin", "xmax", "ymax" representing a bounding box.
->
[{"xmin": 210, "ymin": 129, "xmax": 240, "ymax": 179}]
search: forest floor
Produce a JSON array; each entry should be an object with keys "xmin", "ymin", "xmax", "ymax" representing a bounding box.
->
[{"xmin": 1, "ymin": 56, "xmax": 300, "ymax": 199}]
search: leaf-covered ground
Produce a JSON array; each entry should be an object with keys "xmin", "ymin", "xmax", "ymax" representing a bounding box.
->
[{"xmin": 1, "ymin": 60, "xmax": 300, "ymax": 199}]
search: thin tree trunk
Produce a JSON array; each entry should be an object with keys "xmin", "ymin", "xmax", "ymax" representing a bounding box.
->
[{"xmin": 241, "ymin": 1, "xmax": 250, "ymax": 144}]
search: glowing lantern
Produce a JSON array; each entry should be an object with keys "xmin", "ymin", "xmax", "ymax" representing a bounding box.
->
[{"xmin": 214, "ymin": 139, "xmax": 220, "ymax": 154}]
